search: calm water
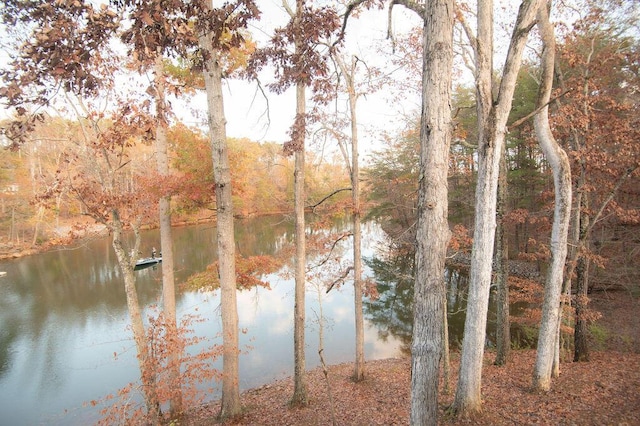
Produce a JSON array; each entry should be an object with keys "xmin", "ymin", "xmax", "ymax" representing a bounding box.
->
[{"xmin": 0, "ymin": 216, "xmax": 405, "ymax": 425}]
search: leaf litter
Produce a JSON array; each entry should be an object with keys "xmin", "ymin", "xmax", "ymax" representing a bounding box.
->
[{"xmin": 181, "ymin": 291, "xmax": 639, "ymax": 425}]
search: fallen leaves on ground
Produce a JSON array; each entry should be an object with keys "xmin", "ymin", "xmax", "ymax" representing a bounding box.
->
[{"xmin": 181, "ymin": 291, "xmax": 639, "ymax": 426}]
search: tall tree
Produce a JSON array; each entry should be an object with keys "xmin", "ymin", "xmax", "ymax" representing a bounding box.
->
[
  {"xmin": 342, "ymin": 0, "xmax": 454, "ymax": 421},
  {"xmin": 333, "ymin": 52, "xmax": 366, "ymax": 381},
  {"xmin": 532, "ymin": 1, "xmax": 572, "ymax": 392},
  {"xmin": 453, "ymin": 0, "xmax": 543, "ymax": 415},
  {"xmin": 407, "ymin": 1, "xmax": 453, "ymax": 423},
  {"xmin": 250, "ymin": 0, "xmax": 339, "ymax": 405},
  {"xmin": 118, "ymin": 1, "xmax": 196, "ymax": 412},
  {"xmin": 195, "ymin": 0, "xmax": 259, "ymax": 418},
  {"xmin": 0, "ymin": 2, "xmax": 165, "ymax": 422},
  {"xmin": 552, "ymin": 0, "xmax": 640, "ymax": 364}
]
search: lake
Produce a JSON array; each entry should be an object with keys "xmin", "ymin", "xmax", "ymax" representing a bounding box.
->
[{"xmin": 0, "ymin": 216, "xmax": 407, "ymax": 425}]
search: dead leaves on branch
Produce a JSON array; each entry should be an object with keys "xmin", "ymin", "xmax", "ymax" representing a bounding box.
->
[{"xmin": 1, "ymin": 0, "xmax": 119, "ymax": 105}]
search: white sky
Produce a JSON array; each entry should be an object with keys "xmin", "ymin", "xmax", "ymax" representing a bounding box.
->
[
  {"xmin": 175, "ymin": 1, "xmax": 425, "ymax": 157},
  {"xmin": 1, "ymin": 1, "xmax": 542, "ymax": 157}
]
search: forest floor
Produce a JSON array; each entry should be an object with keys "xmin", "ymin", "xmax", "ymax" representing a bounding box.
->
[{"xmin": 181, "ymin": 289, "xmax": 640, "ymax": 425}]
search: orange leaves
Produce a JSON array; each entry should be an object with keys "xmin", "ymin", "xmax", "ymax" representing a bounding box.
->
[
  {"xmin": 236, "ymin": 254, "xmax": 282, "ymax": 290},
  {"xmin": 184, "ymin": 254, "xmax": 283, "ymax": 292},
  {"xmin": 449, "ymin": 224, "xmax": 472, "ymax": 253},
  {"xmin": 92, "ymin": 309, "xmax": 223, "ymax": 425}
]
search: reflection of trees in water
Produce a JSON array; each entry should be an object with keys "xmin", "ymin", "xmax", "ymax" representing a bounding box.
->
[
  {"xmin": 365, "ymin": 253, "xmax": 534, "ymax": 352},
  {"xmin": 0, "ymin": 322, "xmax": 17, "ymax": 379},
  {"xmin": 364, "ymin": 255, "xmax": 415, "ymax": 355}
]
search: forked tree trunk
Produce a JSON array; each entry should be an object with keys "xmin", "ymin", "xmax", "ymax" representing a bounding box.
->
[
  {"xmin": 532, "ymin": 2, "xmax": 572, "ymax": 392},
  {"xmin": 199, "ymin": 31, "xmax": 241, "ymax": 418},
  {"xmin": 153, "ymin": 53, "xmax": 182, "ymax": 415},
  {"xmin": 454, "ymin": 0, "xmax": 542, "ymax": 415},
  {"xmin": 410, "ymin": 1, "xmax": 453, "ymax": 424},
  {"xmin": 111, "ymin": 213, "xmax": 160, "ymax": 423}
]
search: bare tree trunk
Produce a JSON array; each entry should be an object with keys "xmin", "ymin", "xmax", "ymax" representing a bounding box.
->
[
  {"xmin": 153, "ymin": 55, "xmax": 182, "ymax": 415},
  {"xmin": 111, "ymin": 213, "xmax": 161, "ymax": 424},
  {"xmin": 199, "ymin": 31, "xmax": 241, "ymax": 418},
  {"xmin": 410, "ymin": 1, "xmax": 453, "ymax": 424},
  {"xmin": 335, "ymin": 53, "xmax": 365, "ymax": 382},
  {"xmin": 351, "ymin": 98, "xmax": 365, "ymax": 383},
  {"xmin": 442, "ymin": 294, "xmax": 451, "ymax": 394},
  {"xmin": 494, "ymin": 152, "xmax": 510, "ymax": 366},
  {"xmin": 533, "ymin": 2, "xmax": 572, "ymax": 392},
  {"xmin": 32, "ymin": 204, "xmax": 44, "ymax": 246},
  {"xmin": 291, "ymin": 80, "xmax": 308, "ymax": 406},
  {"xmin": 454, "ymin": 0, "xmax": 541, "ymax": 415},
  {"xmin": 574, "ymin": 202, "xmax": 591, "ymax": 361}
]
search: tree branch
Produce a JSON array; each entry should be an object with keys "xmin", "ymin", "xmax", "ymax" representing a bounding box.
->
[
  {"xmin": 335, "ymin": 0, "xmax": 371, "ymax": 46},
  {"xmin": 390, "ymin": 0, "xmax": 425, "ymax": 18},
  {"xmin": 326, "ymin": 266, "xmax": 354, "ymax": 293},
  {"xmin": 507, "ymin": 89, "xmax": 572, "ymax": 131},
  {"xmin": 309, "ymin": 232, "xmax": 353, "ymax": 270},
  {"xmin": 307, "ymin": 187, "xmax": 352, "ymax": 211}
]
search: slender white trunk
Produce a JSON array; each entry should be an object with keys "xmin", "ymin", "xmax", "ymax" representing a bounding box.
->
[
  {"xmin": 454, "ymin": 0, "xmax": 543, "ymax": 414},
  {"xmin": 533, "ymin": 2, "xmax": 572, "ymax": 391}
]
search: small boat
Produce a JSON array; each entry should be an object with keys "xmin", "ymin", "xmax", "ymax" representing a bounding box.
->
[
  {"xmin": 134, "ymin": 256, "xmax": 162, "ymax": 270},
  {"xmin": 0, "ymin": 271, "xmax": 6, "ymax": 277}
]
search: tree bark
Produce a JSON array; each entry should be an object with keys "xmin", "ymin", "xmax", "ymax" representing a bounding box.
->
[
  {"xmin": 494, "ymin": 151, "xmax": 510, "ymax": 366},
  {"xmin": 153, "ymin": 53, "xmax": 182, "ymax": 415},
  {"xmin": 111, "ymin": 213, "xmax": 160, "ymax": 423},
  {"xmin": 199, "ymin": 31, "xmax": 242, "ymax": 418},
  {"xmin": 454, "ymin": 0, "xmax": 542, "ymax": 415},
  {"xmin": 574, "ymin": 248, "xmax": 590, "ymax": 361},
  {"xmin": 335, "ymin": 53, "xmax": 365, "ymax": 382},
  {"xmin": 532, "ymin": 1, "xmax": 572, "ymax": 392},
  {"xmin": 410, "ymin": 1, "xmax": 453, "ymax": 424},
  {"xmin": 288, "ymin": 0, "xmax": 309, "ymax": 406},
  {"xmin": 351, "ymin": 83, "xmax": 365, "ymax": 383},
  {"xmin": 291, "ymin": 79, "xmax": 308, "ymax": 406}
]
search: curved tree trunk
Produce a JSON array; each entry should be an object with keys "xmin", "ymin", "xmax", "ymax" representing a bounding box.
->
[
  {"xmin": 410, "ymin": 1, "xmax": 453, "ymax": 424},
  {"xmin": 199, "ymin": 31, "xmax": 242, "ymax": 418},
  {"xmin": 111, "ymin": 214, "xmax": 161, "ymax": 423},
  {"xmin": 454, "ymin": 0, "xmax": 541, "ymax": 415},
  {"xmin": 532, "ymin": 2, "xmax": 572, "ymax": 392}
]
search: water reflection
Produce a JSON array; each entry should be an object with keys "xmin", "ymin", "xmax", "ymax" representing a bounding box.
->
[
  {"xmin": 364, "ymin": 251, "xmax": 525, "ymax": 352},
  {"xmin": 0, "ymin": 216, "xmax": 404, "ymax": 425}
]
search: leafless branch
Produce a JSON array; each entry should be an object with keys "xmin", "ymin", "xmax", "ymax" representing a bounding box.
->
[
  {"xmin": 507, "ymin": 89, "xmax": 572, "ymax": 131},
  {"xmin": 335, "ymin": 0, "xmax": 371, "ymax": 47},
  {"xmin": 307, "ymin": 187, "xmax": 352, "ymax": 211},
  {"xmin": 326, "ymin": 266, "xmax": 354, "ymax": 293},
  {"xmin": 309, "ymin": 232, "xmax": 353, "ymax": 270}
]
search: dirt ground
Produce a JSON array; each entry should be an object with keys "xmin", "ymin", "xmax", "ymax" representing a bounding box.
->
[{"xmin": 181, "ymin": 290, "xmax": 640, "ymax": 425}]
